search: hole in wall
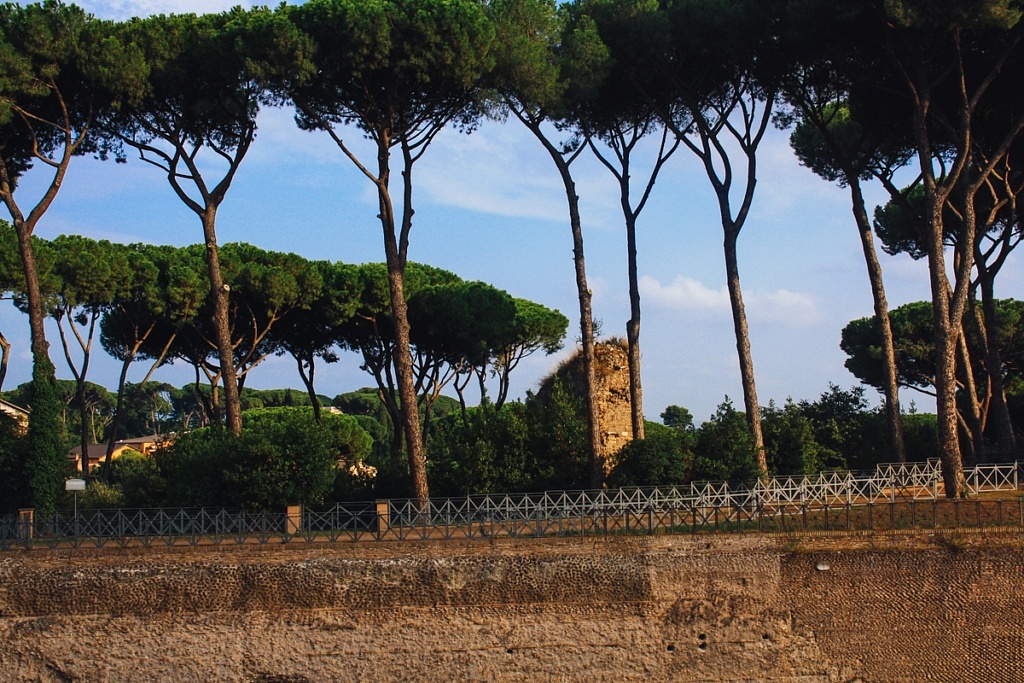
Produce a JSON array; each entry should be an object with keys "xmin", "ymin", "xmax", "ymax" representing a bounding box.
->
[
  {"xmin": 698, "ymin": 643, "xmax": 707, "ymax": 651},
  {"xmin": 666, "ymin": 644, "xmax": 676, "ymax": 653},
  {"xmin": 506, "ymin": 649, "xmax": 514, "ymax": 655}
]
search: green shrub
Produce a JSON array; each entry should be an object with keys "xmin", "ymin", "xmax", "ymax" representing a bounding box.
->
[
  {"xmin": 608, "ymin": 422, "xmax": 694, "ymax": 488},
  {"xmin": 427, "ymin": 402, "xmax": 533, "ymax": 496},
  {"xmin": 157, "ymin": 407, "xmax": 372, "ymax": 509},
  {"xmin": 157, "ymin": 428, "xmax": 232, "ymax": 507},
  {"xmin": 692, "ymin": 398, "xmax": 760, "ymax": 484},
  {"xmin": 74, "ymin": 480, "xmax": 126, "ymax": 510},
  {"xmin": 762, "ymin": 399, "xmax": 825, "ymax": 476},
  {"xmin": 426, "ymin": 381, "xmax": 591, "ymax": 496},
  {"xmin": 0, "ymin": 414, "xmax": 28, "ymax": 513},
  {"xmin": 903, "ymin": 412, "xmax": 939, "ymax": 462},
  {"xmin": 109, "ymin": 450, "xmax": 166, "ymax": 508}
]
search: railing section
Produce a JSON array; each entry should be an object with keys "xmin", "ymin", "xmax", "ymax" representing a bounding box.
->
[{"xmin": 1, "ymin": 460, "xmax": 1021, "ymax": 550}]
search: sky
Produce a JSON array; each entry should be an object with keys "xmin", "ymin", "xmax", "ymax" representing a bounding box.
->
[{"xmin": 3, "ymin": 0, "xmax": 1022, "ymax": 424}]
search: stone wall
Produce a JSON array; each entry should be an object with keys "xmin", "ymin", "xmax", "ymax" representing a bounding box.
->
[
  {"xmin": 541, "ymin": 339, "xmax": 634, "ymax": 466},
  {"xmin": 1, "ymin": 532, "xmax": 1023, "ymax": 682}
]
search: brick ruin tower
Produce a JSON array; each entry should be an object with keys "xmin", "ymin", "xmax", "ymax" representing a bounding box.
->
[{"xmin": 538, "ymin": 338, "xmax": 635, "ymax": 474}]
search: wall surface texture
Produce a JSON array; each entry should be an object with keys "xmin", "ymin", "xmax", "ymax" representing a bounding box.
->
[{"xmin": 1, "ymin": 531, "xmax": 1023, "ymax": 682}]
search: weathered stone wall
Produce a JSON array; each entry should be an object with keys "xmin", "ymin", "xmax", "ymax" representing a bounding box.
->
[
  {"xmin": 541, "ymin": 339, "xmax": 634, "ymax": 465},
  {"xmin": 1, "ymin": 532, "xmax": 1023, "ymax": 682}
]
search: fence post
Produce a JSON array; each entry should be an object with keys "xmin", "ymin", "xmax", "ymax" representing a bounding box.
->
[
  {"xmin": 18, "ymin": 508, "xmax": 33, "ymax": 547},
  {"xmin": 376, "ymin": 500, "xmax": 390, "ymax": 540},
  {"xmin": 286, "ymin": 504, "xmax": 303, "ymax": 536}
]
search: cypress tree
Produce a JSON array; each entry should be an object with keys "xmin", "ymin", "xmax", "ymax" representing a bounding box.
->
[{"xmin": 24, "ymin": 352, "xmax": 68, "ymax": 513}]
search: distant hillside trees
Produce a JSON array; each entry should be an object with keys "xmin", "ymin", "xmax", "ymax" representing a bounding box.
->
[
  {"xmin": 0, "ymin": 230, "xmax": 567, "ymax": 501},
  {"xmin": 426, "ymin": 384, "xmax": 908, "ymax": 496},
  {"xmin": 843, "ymin": 299, "xmax": 1024, "ymax": 461},
  {"xmin": 5, "ymin": 0, "xmax": 1024, "ymax": 505}
]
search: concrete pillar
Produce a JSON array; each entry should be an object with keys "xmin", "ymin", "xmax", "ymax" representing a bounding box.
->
[
  {"xmin": 376, "ymin": 500, "xmax": 390, "ymax": 537},
  {"xmin": 286, "ymin": 505, "xmax": 302, "ymax": 535},
  {"xmin": 17, "ymin": 508, "xmax": 34, "ymax": 541}
]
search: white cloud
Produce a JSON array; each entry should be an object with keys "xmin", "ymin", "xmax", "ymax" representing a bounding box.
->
[
  {"xmin": 640, "ymin": 274, "xmax": 819, "ymax": 326},
  {"xmin": 418, "ymin": 124, "xmax": 571, "ymax": 224},
  {"xmin": 251, "ymin": 106, "xmax": 352, "ymax": 168},
  {"xmin": 73, "ymin": 0, "xmax": 255, "ymax": 20},
  {"xmin": 753, "ymin": 131, "xmax": 849, "ymax": 221},
  {"xmin": 415, "ymin": 121, "xmax": 623, "ymax": 229},
  {"xmin": 640, "ymin": 274, "xmax": 729, "ymax": 313},
  {"xmin": 747, "ymin": 288, "xmax": 820, "ymax": 325}
]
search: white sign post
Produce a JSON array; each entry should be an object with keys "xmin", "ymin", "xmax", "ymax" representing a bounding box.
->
[{"xmin": 65, "ymin": 478, "xmax": 85, "ymax": 543}]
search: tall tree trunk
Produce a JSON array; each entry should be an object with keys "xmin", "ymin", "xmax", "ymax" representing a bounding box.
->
[
  {"xmin": 528, "ymin": 127, "xmax": 603, "ymax": 488},
  {"xmin": 588, "ymin": 128, "xmax": 677, "ymax": 443},
  {"xmin": 624, "ymin": 205, "xmax": 645, "ymax": 442},
  {"xmin": 200, "ymin": 208, "xmax": 242, "ymax": 436},
  {"xmin": 848, "ymin": 177, "xmax": 906, "ymax": 461},
  {"xmin": 568, "ymin": 189, "xmax": 603, "ymax": 489},
  {"xmin": 883, "ymin": 20, "xmax": 1024, "ymax": 496},
  {"xmin": 371, "ymin": 140, "xmax": 429, "ymax": 506},
  {"xmin": 386, "ymin": 262, "xmax": 427, "ymax": 503},
  {"xmin": 14, "ymin": 219, "xmax": 70, "ymax": 511},
  {"xmin": 723, "ymin": 226, "xmax": 767, "ymax": 478},
  {"xmin": 14, "ymin": 223, "xmax": 48, "ymax": 359},
  {"xmin": 0, "ymin": 330, "xmax": 9, "ymax": 392},
  {"xmin": 668, "ymin": 89, "xmax": 773, "ymax": 481},
  {"xmin": 978, "ymin": 275, "xmax": 1016, "ymax": 453},
  {"xmin": 295, "ymin": 354, "xmax": 322, "ymax": 421},
  {"xmin": 956, "ymin": 325, "xmax": 985, "ymax": 466},
  {"xmin": 924, "ymin": 195, "xmax": 967, "ymax": 497}
]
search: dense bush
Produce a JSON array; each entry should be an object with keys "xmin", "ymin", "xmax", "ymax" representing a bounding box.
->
[
  {"xmin": 902, "ymin": 412, "xmax": 939, "ymax": 463},
  {"xmin": 157, "ymin": 428, "xmax": 233, "ymax": 507},
  {"xmin": 691, "ymin": 398, "xmax": 760, "ymax": 484},
  {"xmin": 158, "ymin": 407, "xmax": 372, "ymax": 509},
  {"xmin": 523, "ymin": 378, "xmax": 590, "ymax": 490},
  {"xmin": 762, "ymin": 399, "xmax": 826, "ymax": 476},
  {"xmin": 426, "ymin": 379, "xmax": 591, "ymax": 496},
  {"xmin": 427, "ymin": 401, "xmax": 532, "ymax": 496},
  {"xmin": 799, "ymin": 385, "xmax": 887, "ymax": 472},
  {"xmin": 73, "ymin": 479, "xmax": 128, "ymax": 510},
  {"xmin": 427, "ymin": 387, "xmax": 932, "ymax": 495},
  {"xmin": 607, "ymin": 421, "xmax": 694, "ymax": 488},
  {"xmin": 109, "ymin": 450, "xmax": 166, "ymax": 508},
  {"xmin": 68, "ymin": 449, "xmax": 166, "ymax": 510},
  {"xmin": 0, "ymin": 413, "xmax": 28, "ymax": 513}
]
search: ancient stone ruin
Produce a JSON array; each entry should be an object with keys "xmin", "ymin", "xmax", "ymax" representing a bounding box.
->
[{"xmin": 538, "ymin": 338, "xmax": 634, "ymax": 472}]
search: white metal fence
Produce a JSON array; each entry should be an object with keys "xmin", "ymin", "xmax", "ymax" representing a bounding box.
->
[{"xmin": 1, "ymin": 460, "xmax": 1019, "ymax": 550}]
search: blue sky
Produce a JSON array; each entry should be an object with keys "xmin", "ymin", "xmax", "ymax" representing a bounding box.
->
[{"xmin": 6, "ymin": 0, "xmax": 1020, "ymax": 423}]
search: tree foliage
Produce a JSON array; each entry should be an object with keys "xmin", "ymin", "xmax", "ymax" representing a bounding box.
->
[
  {"xmin": 607, "ymin": 421, "xmax": 694, "ymax": 488},
  {"xmin": 159, "ymin": 407, "xmax": 371, "ymax": 510},
  {"xmin": 691, "ymin": 397, "xmax": 760, "ymax": 484}
]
